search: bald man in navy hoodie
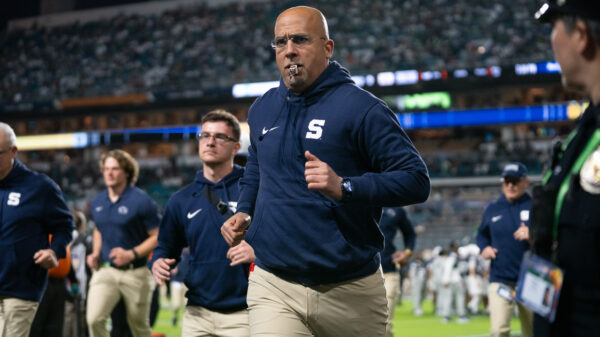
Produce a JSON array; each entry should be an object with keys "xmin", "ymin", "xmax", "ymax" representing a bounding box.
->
[
  {"xmin": 0, "ymin": 122, "xmax": 74, "ymax": 337},
  {"xmin": 222, "ymin": 6, "xmax": 430, "ymax": 337}
]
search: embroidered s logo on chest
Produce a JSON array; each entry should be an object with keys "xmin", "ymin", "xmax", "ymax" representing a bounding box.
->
[
  {"xmin": 306, "ymin": 119, "xmax": 326, "ymax": 139},
  {"xmin": 7, "ymin": 192, "xmax": 21, "ymax": 206}
]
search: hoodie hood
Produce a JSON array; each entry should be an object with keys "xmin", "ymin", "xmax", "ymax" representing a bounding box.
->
[
  {"xmin": 0, "ymin": 159, "xmax": 28, "ymax": 186},
  {"xmin": 194, "ymin": 165, "xmax": 245, "ymax": 207},
  {"xmin": 194, "ymin": 164, "xmax": 245, "ymax": 186}
]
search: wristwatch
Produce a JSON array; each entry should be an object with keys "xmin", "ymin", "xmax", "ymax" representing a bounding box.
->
[{"xmin": 341, "ymin": 178, "xmax": 353, "ymax": 202}]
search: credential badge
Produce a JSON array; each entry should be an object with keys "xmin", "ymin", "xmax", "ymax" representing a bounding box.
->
[{"xmin": 580, "ymin": 146, "xmax": 600, "ymax": 194}]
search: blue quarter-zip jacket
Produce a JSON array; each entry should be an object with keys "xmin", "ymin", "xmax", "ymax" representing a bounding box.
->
[
  {"xmin": 476, "ymin": 193, "xmax": 531, "ymax": 286},
  {"xmin": 151, "ymin": 166, "xmax": 249, "ymax": 312},
  {"xmin": 379, "ymin": 207, "xmax": 416, "ymax": 273},
  {"xmin": 238, "ymin": 61, "xmax": 430, "ymax": 285},
  {"xmin": 0, "ymin": 159, "xmax": 74, "ymax": 301}
]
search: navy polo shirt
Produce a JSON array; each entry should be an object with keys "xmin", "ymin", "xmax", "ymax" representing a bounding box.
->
[{"xmin": 90, "ymin": 185, "xmax": 160, "ymax": 264}]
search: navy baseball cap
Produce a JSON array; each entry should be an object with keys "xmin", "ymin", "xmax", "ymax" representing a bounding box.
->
[
  {"xmin": 501, "ymin": 162, "xmax": 528, "ymax": 179},
  {"xmin": 535, "ymin": 0, "xmax": 600, "ymax": 23}
]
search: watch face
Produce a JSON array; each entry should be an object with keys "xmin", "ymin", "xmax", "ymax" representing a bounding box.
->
[{"xmin": 343, "ymin": 180, "xmax": 352, "ymax": 192}]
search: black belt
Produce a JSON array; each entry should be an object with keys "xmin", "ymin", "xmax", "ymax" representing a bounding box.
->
[{"xmin": 108, "ymin": 259, "xmax": 147, "ymax": 270}]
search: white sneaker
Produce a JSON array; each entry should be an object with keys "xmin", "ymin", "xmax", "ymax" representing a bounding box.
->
[{"xmin": 457, "ymin": 316, "xmax": 470, "ymax": 324}]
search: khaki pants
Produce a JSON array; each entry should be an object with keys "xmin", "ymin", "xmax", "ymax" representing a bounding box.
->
[
  {"xmin": 182, "ymin": 305, "xmax": 249, "ymax": 337},
  {"xmin": 0, "ymin": 296, "xmax": 39, "ymax": 337},
  {"xmin": 171, "ymin": 281, "xmax": 188, "ymax": 309},
  {"xmin": 86, "ymin": 266, "xmax": 155, "ymax": 337},
  {"xmin": 247, "ymin": 265, "xmax": 387, "ymax": 337},
  {"xmin": 383, "ymin": 271, "xmax": 400, "ymax": 337},
  {"xmin": 488, "ymin": 282, "xmax": 533, "ymax": 337}
]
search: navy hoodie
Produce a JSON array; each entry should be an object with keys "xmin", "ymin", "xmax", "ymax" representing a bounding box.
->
[
  {"xmin": 476, "ymin": 193, "xmax": 531, "ymax": 286},
  {"xmin": 151, "ymin": 166, "xmax": 249, "ymax": 312},
  {"xmin": 0, "ymin": 159, "xmax": 74, "ymax": 301},
  {"xmin": 238, "ymin": 61, "xmax": 430, "ymax": 285},
  {"xmin": 379, "ymin": 207, "xmax": 416, "ymax": 273}
]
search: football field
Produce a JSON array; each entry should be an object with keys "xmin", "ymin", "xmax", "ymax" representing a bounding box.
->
[{"xmin": 152, "ymin": 299, "xmax": 523, "ymax": 337}]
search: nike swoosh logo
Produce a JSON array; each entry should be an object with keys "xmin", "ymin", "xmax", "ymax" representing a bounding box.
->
[
  {"xmin": 262, "ymin": 126, "xmax": 279, "ymax": 135},
  {"xmin": 491, "ymin": 215, "xmax": 502, "ymax": 222},
  {"xmin": 187, "ymin": 209, "xmax": 202, "ymax": 219}
]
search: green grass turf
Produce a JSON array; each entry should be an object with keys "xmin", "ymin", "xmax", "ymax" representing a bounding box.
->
[
  {"xmin": 152, "ymin": 299, "xmax": 523, "ymax": 337},
  {"xmin": 152, "ymin": 307, "xmax": 182, "ymax": 337},
  {"xmin": 392, "ymin": 300, "xmax": 522, "ymax": 337}
]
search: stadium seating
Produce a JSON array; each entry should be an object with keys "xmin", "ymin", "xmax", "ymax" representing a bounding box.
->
[{"xmin": 0, "ymin": 0, "xmax": 551, "ymax": 104}]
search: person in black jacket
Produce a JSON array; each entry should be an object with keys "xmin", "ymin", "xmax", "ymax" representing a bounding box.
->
[
  {"xmin": 533, "ymin": 2, "xmax": 600, "ymax": 336},
  {"xmin": 0, "ymin": 122, "xmax": 74, "ymax": 337}
]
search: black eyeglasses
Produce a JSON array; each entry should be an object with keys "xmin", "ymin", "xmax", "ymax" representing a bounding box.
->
[
  {"xmin": 502, "ymin": 176, "xmax": 522, "ymax": 185},
  {"xmin": 270, "ymin": 35, "xmax": 326, "ymax": 50},
  {"xmin": 196, "ymin": 132, "xmax": 237, "ymax": 144}
]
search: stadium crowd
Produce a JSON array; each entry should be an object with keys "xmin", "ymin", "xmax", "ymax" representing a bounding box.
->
[{"xmin": 1, "ymin": 0, "xmax": 550, "ymax": 105}]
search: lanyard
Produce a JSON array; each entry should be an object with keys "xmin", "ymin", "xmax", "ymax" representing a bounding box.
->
[{"xmin": 550, "ymin": 129, "xmax": 600, "ymax": 240}]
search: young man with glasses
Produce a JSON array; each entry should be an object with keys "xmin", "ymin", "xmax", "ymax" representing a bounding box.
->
[
  {"xmin": 151, "ymin": 109, "xmax": 254, "ymax": 337},
  {"xmin": 0, "ymin": 122, "xmax": 74, "ymax": 337},
  {"xmin": 476, "ymin": 162, "xmax": 533, "ymax": 337},
  {"xmin": 221, "ymin": 6, "xmax": 429, "ymax": 337},
  {"xmin": 86, "ymin": 149, "xmax": 160, "ymax": 337}
]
